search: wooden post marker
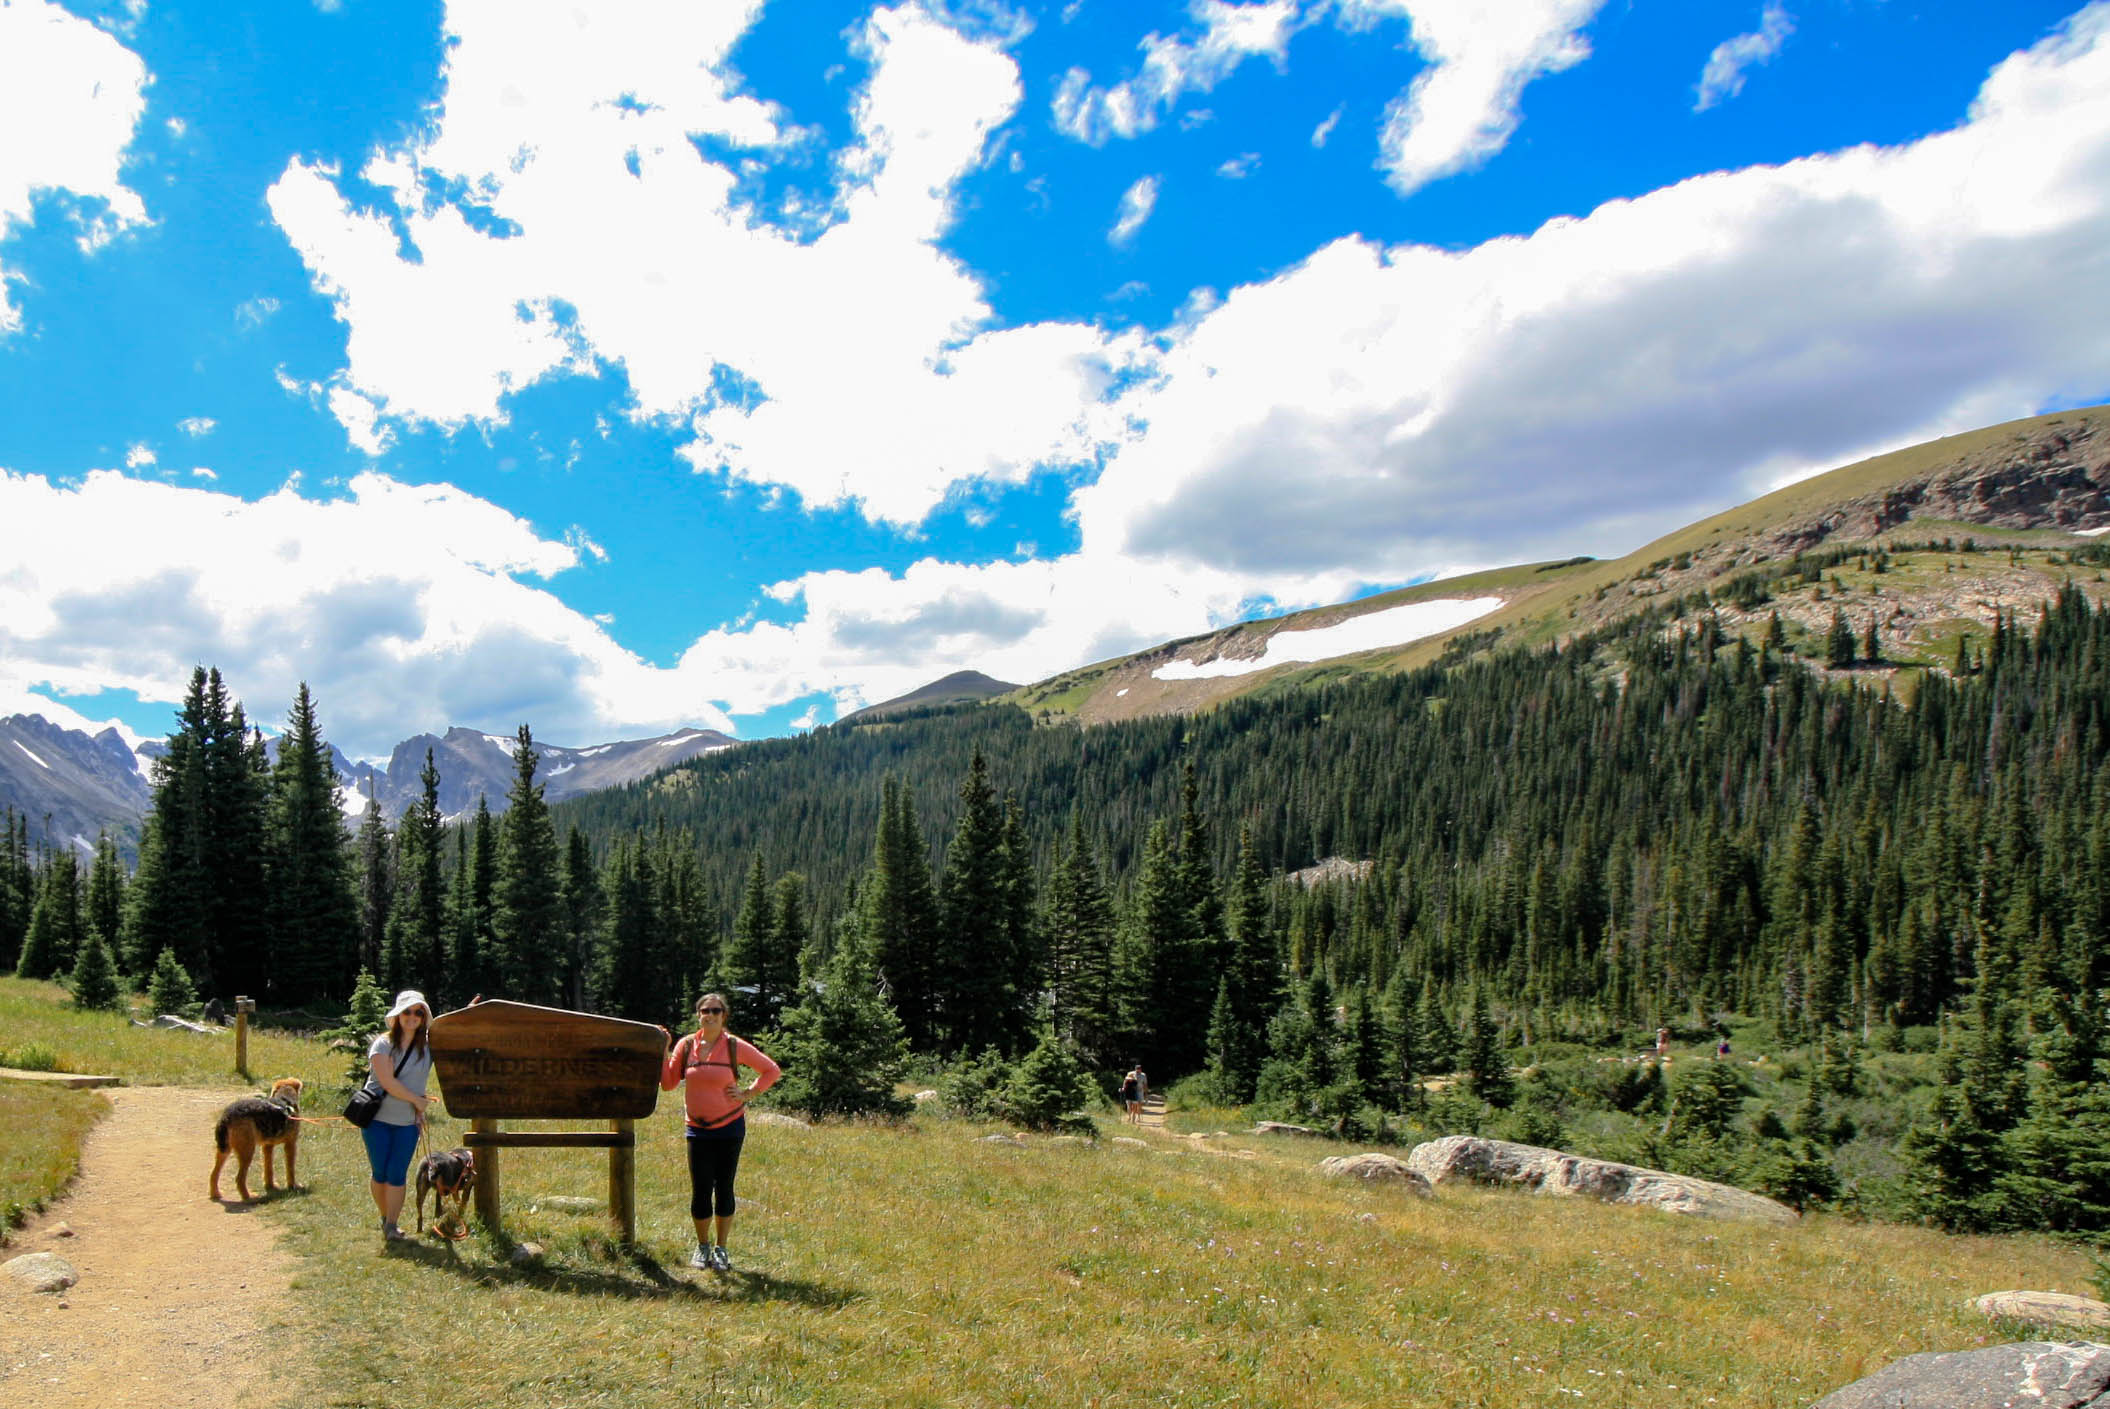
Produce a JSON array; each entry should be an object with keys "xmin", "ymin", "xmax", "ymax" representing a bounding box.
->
[
  {"xmin": 234, "ymin": 996, "xmax": 255, "ymax": 1076},
  {"xmin": 427, "ymin": 1000, "xmax": 663, "ymax": 1246}
]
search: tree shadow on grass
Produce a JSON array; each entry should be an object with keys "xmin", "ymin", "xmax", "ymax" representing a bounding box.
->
[{"xmin": 383, "ymin": 1235, "xmax": 859, "ymax": 1308}]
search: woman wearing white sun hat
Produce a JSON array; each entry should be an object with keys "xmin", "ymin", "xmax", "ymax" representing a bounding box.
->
[{"xmin": 364, "ymin": 988, "xmax": 437, "ymax": 1243}]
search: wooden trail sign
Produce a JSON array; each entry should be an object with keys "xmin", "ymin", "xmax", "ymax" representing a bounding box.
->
[{"xmin": 427, "ymin": 1000, "xmax": 665, "ymax": 1244}]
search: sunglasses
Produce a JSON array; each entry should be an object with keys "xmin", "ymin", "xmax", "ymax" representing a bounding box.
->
[{"xmin": 698, "ymin": 1006, "xmax": 726, "ymax": 1015}]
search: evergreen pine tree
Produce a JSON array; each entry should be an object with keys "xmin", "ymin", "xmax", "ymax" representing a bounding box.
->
[
  {"xmin": 558, "ymin": 826, "xmax": 604, "ymax": 1009},
  {"xmin": 1862, "ymin": 614, "xmax": 1881, "ymax": 664},
  {"xmin": 355, "ymin": 792, "xmax": 393, "ymax": 979},
  {"xmin": 264, "ymin": 684, "xmax": 359, "ymax": 1003},
  {"xmin": 862, "ymin": 778, "xmax": 940, "ymax": 1049},
  {"xmin": 1217, "ymin": 823, "xmax": 1281, "ymax": 1100},
  {"xmin": 16, "ymin": 850, "xmax": 81, "ymax": 980},
  {"xmin": 385, "ymin": 749, "xmax": 446, "ymax": 999},
  {"xmin": 147, "ymin": 946, "xmax": 198, "ymax": 1017},
  {"xmin": 1414, "ymin": 977, "xmax": 1456, "ymax": 1076},
  {"xmin": 492, "ymin": 725, "xmax": 565, "ymax": 1004},
  {"xmin": 69, "ymin": 923, "xmax": 122, "ymax": 1011},
  {"xmin": 323, "ymin": 968, "xmax": 391, "ymax": 1083},
  {"xmin": 1827, "ymin": 609, "xmax": 1856, "ymax": 668},
  {"xmin": 935, "ymin": 750, "xmax": 1016, "ymax": 1053},
  {"xmin": 772, "ymin": 928, "xmax": 912, "ymax": 1118},
  {"xmin": 0, "ymin": 810, "xmax": 30, "ymax": 973},
  {"xmin": 1000, "ymin": 1027, "xmax": 1094, "ymax": 1131},
  {"xmin": 1461, "ymin": 986, "xmax": 1514, "ymax": 1107},
  {"xmin": 84, "ymin": 831, "xmax": 126, "ymax": 958},
  {"xmin": 1043, "ymin": 813, "xmax": 1117, "ymax": 1064},
  {"xmin": 722, "ymin": 853, "xmax": 800, "ymax": 1030}
]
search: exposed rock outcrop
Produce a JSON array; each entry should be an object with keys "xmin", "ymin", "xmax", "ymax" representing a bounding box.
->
[
  {"xmin": 1405, "ymin": 1135, "xmax": 1796, "ymax": 1225},
  {"xmin": 1811, "ymin": 1341, "xmax": 2110, "ymax": 1409},
  {"xmin": 1975, "ymin": 1292, "xmax": 2110, "ymax": 1334},
  {"xmin": 1317, "ymin": 1153, "xmax": 1434, "ymax": 1196}
]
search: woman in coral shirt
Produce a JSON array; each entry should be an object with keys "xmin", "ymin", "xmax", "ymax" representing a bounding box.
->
[{"xmin": 661, "ymin": 993, "xmax": 780, "ymax": 1272}]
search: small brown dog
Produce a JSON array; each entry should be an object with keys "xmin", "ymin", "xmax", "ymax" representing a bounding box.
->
[
  {"xmin": 209, "ymin": 1076, "xmax": 304, "ymax": 1202},
  {"xmin": 415, "ymin": 1147, "xmax": 476, "ymax": 1237}
]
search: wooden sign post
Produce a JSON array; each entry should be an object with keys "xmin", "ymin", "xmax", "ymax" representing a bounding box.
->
[
  {"xmin": 234, "ymin": 996, "xmax": 255, "ymax": 1076},
  {"xmin": 426, "ymin": 1000, "xmax": 664, "ymax": 1246}
]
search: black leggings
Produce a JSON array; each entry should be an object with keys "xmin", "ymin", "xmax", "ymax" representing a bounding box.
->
[{"xmin": 685, "ymin": 1118, "xmax": 746, "ymax": 1220}]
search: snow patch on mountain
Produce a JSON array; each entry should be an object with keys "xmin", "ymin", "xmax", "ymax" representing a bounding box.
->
[{"xmin": 1153, "ymin": 598, "xmax": 1505, "ymax": 681}]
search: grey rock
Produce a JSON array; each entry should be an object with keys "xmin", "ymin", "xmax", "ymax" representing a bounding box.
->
[
  {"xmin": 508, "ymin": 1241, "xmax": 546, "ymax": 1266},
  {"xmin": 4, "ymin": 1252, "xmax": 79, "ymax": 1293},
  {"xmin": 751, "ymin": 1111, "xmax": 812, "ymax": 1130},
  {"xmin": 529, "ymin": 1196, "xmax": 602, "ymax": 1214},
  {"xmin": 1811, "ymin": 1341, "xmax": 2110, "ymax": 1409},
  {"xmin": 1112, "ymin": 1137, "xmax": 1149, "ymax": 1148},
  {"xmin": 1975, "ymin": 1292, "xmax": 2110, "ymax": 1334},
  {"xmin": 1406, "ymin": 1135, "xmax": 1797, "ymax": 1226},
  {"xmin": 1252, "ymin": 1121, "xmax": 1319, "ymax": 1137},
  {"xmin": 978, "ymin": 1133, "xmax": 1025, "ymax": 1145},
  {"xmin": 1318, "ymin": 1153, "xmax": 1435, "ymax": 1196}
]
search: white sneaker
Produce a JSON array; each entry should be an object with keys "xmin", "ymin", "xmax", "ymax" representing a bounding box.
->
[
  {"xmin": 688, "ymin": 1244, "xmax": 712, "ymax": 1269},
  {"xmin": 710, "ymin": 1245, "xmax": 731, "ymax": 1273}
]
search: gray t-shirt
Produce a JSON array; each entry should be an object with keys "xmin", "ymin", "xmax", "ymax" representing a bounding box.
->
[{"xmin": 367, "ymin": 1033, "xmax": 432, "ymax": 1127}]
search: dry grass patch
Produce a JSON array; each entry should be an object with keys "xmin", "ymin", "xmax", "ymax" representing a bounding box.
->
[
  {"xmin": 0, "ymin": 1081, "xmax": 108, "ymax": 1239},
  {"xmin": 261, "ymin": 1100, "xmax": 2087, "ymax": 1409},
  {"xmin": 0, "ymin": 976, "xmax": 327, "ymax": 1088}
]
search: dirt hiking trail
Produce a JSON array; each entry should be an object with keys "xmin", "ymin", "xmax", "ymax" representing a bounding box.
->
[{"xmin": 0, "ymin": 1086, "xmax": 298, "ymax": 1408}]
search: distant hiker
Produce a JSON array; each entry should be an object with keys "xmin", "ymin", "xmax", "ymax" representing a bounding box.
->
[
  {"xmin": 661, "ymin": 993, "xmax": 780, "ymax": 1274},
  {"xmin": 1120, "ymin": 1064, "xmax": 1145, "ymax": 1123},
  {"xmin": 1716, "ymin": 1036, "xmax": 1732, "ymax": 1060},
  {"xmin": 1655, "ymin": 1027, "xmax": 1671, "ymax": 1062}
]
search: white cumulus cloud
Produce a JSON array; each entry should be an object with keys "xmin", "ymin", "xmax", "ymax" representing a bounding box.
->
[
  {"xmin": 0, "ymin": 468, "xmax": 736, "ymax": 760},
  {"xmin": 1696, "ymin": 5, "xmax": 1795, "ymax": 112},
  {"xmin": 269, "ymin": 0, "xmax": 1139, "ymax": 527},
  {"xmin": 0, "ymin": 0, "xmax": 150, "ymax": 330},
  {"xmin": 1346, "ymin": 0, "xmax": 1605, "ymax": 196},
  {"xmin": 1050, "ymin": 0, "xmax": 1297, "ymax": 145},
  {"xmin": 1109, "ymin": 175, "xmax": 1160, "ymax": 245},
  {"xmin": 177, "ymin": 416, "xmax": 216, "ymax": 437}
]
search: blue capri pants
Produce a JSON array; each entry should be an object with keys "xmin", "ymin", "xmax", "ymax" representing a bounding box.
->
[{"xmin": 362, "ymin": 1118, "xmax": 421, "ymax": 1187}]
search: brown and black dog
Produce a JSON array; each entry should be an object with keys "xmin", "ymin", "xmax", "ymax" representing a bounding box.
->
[
  {"xmin": 209, "ymin": 1076, "xmax": 304, "ymax": 1202},
  {"xmin": 415, "ymin": 1147, "xmax": 476, "ymax": 1237}
]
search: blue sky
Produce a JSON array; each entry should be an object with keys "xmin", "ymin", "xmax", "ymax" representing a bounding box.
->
[{"xmin": 1, "ymin": 0, "xmax": 2105, "ymax": 760}]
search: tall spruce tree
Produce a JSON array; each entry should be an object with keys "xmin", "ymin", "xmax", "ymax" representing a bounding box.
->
[
  {"xmin": 935, "ymin": 750, "xmax": 1017, "ymax": 1054},
  {"xmin": 558, "ymin": 826, "xmax": 604, "ymax": 1009},
  {"xmin": 722, "ymin": 852, "xmax": 779, "ymax": 1020},
  {"xmin": 1216, "ymin": 824, "xmax": 1282, "ymax": 1099},
  {"xmin": 355, "ymin": 791, "xmax": 393, "ymax": 979},
  {"xmin": 862, "ymin": 777, "xmax": 940, "ymax": 1049},
  {"xmin": 1043, "ymin": 813, "xmax": 1116, "ymax": 1063},
  {"xmin": 493, "ymin": 725, "xmax": 564, "ymax": 1003},
  {"xmin": 0, "ymin": 810, "xmax": 30, "ymax": 972},
  {"xmin": 264, "ymin": 683, "xmax": 359, "ymax": 1004},
  {"xmin": 385, "ymin": 750, "xmax": 446, "ymax": 998},
  {"xmin": 16, "ymin": 849, "xmax": 82, "ymax": 980},
  {"xmin": 83, "ymin": 832, "xmax": 126, "ymax": 958}
]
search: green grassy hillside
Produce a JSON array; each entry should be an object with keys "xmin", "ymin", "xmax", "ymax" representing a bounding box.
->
[
  {"xmin": 2, "ymin": 978, "xmax": 2097, "ymax": 1408},
  {"xmin": 1012, "ymin": 404, "xmax": 2110, "ymax": 723}
]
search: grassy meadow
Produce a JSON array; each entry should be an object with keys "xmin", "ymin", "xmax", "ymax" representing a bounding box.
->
[{"xmin": 2, "ymin": 976, "xmax": 2097, "ymax": 1407}]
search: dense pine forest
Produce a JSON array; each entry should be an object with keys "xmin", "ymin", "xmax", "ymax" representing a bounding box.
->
[{"xmin": 6, "ymin": 571, "xmax": 2110, "ymax": 1235}]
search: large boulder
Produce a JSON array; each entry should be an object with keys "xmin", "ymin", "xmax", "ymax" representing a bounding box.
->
[
  {"xmin": 1317, "ymin": 1153, "xmax": 1434, "ymax": 1196},
  {"xmin": 1405, "ymin": 1135, "xmax": 1797, "ymax": 1226},
  {"xmin": 1811, "ymin": 1341, "xmax": 2110, "ymax": 1409},
  {"xmin": 1975, "ymin": 1292, "xmax": 2110, "ymax": 1334}
]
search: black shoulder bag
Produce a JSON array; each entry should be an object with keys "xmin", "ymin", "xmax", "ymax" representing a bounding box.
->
[{"xmin": 344, "ymin": 1043, "xmax": 415, "ymax": 1128}]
